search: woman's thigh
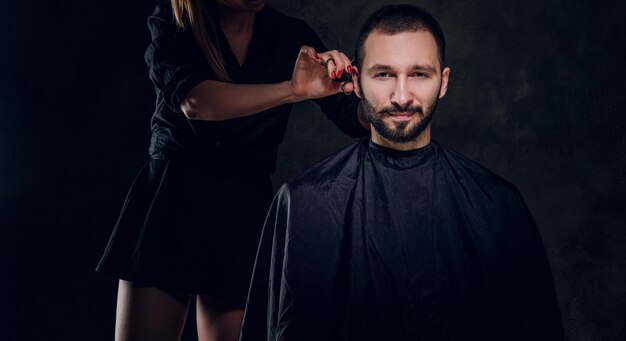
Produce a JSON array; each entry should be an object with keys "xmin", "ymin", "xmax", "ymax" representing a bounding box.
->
[
  {"xmin": 196, "ymin": 295, "xmax": 244, "ymax": 341},
  {"xmin": 115, "ymin": 280, "xmax": 190, "ymax": 341}
]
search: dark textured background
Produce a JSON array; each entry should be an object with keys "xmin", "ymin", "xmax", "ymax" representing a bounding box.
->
[{"xmin": 1, "ymin": 0, "xmax": 625, "ymax": 340}]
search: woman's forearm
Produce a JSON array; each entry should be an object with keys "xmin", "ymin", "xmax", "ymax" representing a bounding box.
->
[
  {"xmin": 180, "ymin": 80, "xmax": 303, "ymax": 121},
  {"xmin": 180, "ymin": 46, "xmax": 354, "ymax": 121}
]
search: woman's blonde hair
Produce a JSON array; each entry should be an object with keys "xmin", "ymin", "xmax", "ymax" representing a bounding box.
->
[{"xmin": 171, "ymin": 0, "xmax": 231, "ymax": 82}]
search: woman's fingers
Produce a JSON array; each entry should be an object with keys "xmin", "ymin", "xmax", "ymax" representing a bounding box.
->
[
  {"xmin": 320, "ymin": 53, "xmax": 337, "ymax": 79},
  {"xmin": 300, "ymin": 45, "xmax": 320, "ymax": 63},
  {"xmin": 339, "ymin": 52, "xmax": 352, "ymax": 73},
  {"xmin": 317, "ymin": 50, "xmax": 353, "ymax": 80},
  {"xmin": 340, "ymin": 81, "xmax": 354, "ymax": 94},
  {"xmin": 291, "ymin": 45, "xmax": 357, "ymax": 99},
  {"xmin": 333, "ymin": 52, "xmax": 354, "ymax": 82}
]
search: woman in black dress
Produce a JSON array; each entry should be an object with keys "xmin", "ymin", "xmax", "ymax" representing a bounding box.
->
[{"xmin": 96, "ymin": 0, "xmax": 368, "ymax": 340}]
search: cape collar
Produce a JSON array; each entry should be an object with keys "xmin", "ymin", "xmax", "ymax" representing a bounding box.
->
[{"xmin": 367, "ymin": 139, "xmax": 436, "ymax": 170}]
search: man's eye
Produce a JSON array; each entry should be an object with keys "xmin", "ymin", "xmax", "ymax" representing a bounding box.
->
[
  {"xmin": 411, "ymin": 72, "xmax": 428, "ymax": 78},
  {"xmin": 374, "ymin": 72, "xmax": 393, "ymax": 78}
]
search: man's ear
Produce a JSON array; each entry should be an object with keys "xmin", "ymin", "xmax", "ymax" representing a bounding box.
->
[
  {"xmin": 352, "ymin": 66, "xmax": 362, "ymax": 99},
  {"xmin": 439, "ymin": 66, "xmax": 451, "ymax": 99}
]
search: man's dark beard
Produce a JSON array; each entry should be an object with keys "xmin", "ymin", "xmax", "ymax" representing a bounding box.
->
[{"xmin": 360, "ymin": 92, "xmax": 438, "ymax": 143}]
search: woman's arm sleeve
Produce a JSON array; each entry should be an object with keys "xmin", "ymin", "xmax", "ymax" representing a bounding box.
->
[{"xmin": 144, "ymin": 4, "xmax": 218, "ymax": 112}]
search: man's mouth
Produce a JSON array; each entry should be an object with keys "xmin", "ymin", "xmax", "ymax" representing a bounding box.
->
[{"xmin": 387, "ymin": 111, "xmax": 414, "ymax": 121}]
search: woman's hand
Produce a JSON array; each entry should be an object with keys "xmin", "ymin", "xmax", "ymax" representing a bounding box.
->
[{"xmin": 289, "ymin": 46, "xmax": 354, "ymax": 101}]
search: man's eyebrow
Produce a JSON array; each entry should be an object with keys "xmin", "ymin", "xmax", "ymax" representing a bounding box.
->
[
  {"xmin": 367, "ymin": 64, "xmax": 394, "ymax": 72},
  {"xmin": 411, "ymin": 64, "xmax": 438, "ymax": 73},
  {"xmin": 367, "ymin": 64, "xmax": 438, "ymax": 73}
]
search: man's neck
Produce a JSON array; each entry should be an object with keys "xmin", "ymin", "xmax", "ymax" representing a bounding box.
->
[{"xmin": 370, "ymin": 126, "xmax": 431, "ymax": 151}]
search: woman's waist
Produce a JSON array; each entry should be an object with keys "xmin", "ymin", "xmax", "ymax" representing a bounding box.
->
[{"xmin": 149, "ymin": 135, "xmax": 279, "ymax": 175}]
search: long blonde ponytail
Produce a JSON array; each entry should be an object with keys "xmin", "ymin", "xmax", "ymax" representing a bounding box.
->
[{"xmin": 171, "ymin": 0, "xmax": 231, "ymax": 82}]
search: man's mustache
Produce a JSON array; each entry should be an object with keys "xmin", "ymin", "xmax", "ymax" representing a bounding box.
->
[{"xmin": 376, "ymin": 105, "xmax": 423, "ymax": 116}]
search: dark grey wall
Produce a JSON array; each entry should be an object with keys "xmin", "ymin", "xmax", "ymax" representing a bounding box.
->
[{"xmin": 1, "ymin": 0, "xmax": 624, "ymax": 340}]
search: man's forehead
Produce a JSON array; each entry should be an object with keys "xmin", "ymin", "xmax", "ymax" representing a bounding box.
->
[{"xmin": 362, "ymin": 29, "xmax": 440, "ymax": 69}]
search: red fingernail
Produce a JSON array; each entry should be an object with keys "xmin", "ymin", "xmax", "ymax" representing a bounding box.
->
[
  {"xmin": 337, "ymin": 70, "xmax": 343, "ymax": 78},
  {"xmin": 331, "ymin": 71, "xmax": 336, "ymax": 79},
  {"xmin": 347, "ymin": 66, "xmax": 352, "ymax": 73},
  {"xmin": 314, "ymin": 53, "xmax": 319, "ymax": 59}
]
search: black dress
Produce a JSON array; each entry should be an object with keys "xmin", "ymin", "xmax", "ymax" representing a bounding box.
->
[{"xmin": 96, "ymin": 3, "xmax": 366, "ymax": 307}]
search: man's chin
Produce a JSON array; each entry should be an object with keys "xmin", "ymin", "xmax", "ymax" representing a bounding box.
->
[
  {"xmin": 377, "ymin": 126, "xmax": 417, "ymax": 143},
  {"xmin": 374, "ymin": 115, "xmax": 429, "ymax": 143}
]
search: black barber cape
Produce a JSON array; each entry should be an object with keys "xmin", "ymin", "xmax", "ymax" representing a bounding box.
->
[{"xmin": 241, "ymin": 138, "xmax": 564, "ymax": 341}]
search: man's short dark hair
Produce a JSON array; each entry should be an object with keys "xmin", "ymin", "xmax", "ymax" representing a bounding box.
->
[{"xmin": 354, "ymin": 4, "xmax": 446, "ymax": 69}]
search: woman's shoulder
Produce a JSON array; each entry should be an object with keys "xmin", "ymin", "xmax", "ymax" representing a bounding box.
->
[
  {"xmin": 147, "ymin": 2, "xmax": 177, "ymax": 33},
  {"xmin": 151, "ymin": 1, "xmax": 173, "ymax": 18}
]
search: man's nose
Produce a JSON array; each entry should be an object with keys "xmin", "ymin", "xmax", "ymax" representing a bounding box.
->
[{"xmin": 390, "ymin": 77, "xmax": 413, "ymax": 109}]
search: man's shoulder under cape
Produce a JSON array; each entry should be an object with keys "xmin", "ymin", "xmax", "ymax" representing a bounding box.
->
[{"xmin": 280, "ymin": 137, "xmax": 525, "ymax": 225}]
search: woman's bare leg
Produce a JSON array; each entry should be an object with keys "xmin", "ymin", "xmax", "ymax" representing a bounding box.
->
[
  {"xmin": 196, "ymin": 295, "xmax": 244, "ymax": 341},
  {"xmin": 115, "ymin": 280, "xmax": 190, "ymax": 341}
]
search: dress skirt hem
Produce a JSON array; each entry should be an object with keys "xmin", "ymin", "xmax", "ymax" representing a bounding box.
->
[{"xmin": 96, "ymin": 158, "xmax": 273, "ymax": 308}]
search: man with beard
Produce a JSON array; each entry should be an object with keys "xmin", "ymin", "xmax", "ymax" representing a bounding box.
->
[{"xmin": 240, "ymin": 5, "xmax": 564, "ymax": 341}]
